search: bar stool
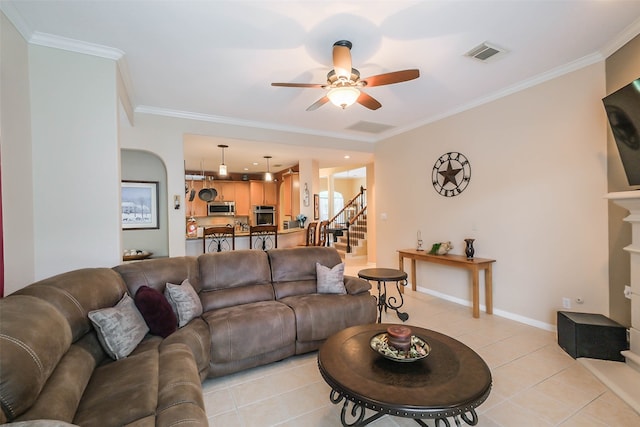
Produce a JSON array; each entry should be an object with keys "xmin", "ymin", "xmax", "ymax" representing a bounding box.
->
[
  {"xmin": 202, "ymin": 225, "xmax": 235, "ymax": 253},
  {"xmin": 249, "ymin": 225, "xmax": 278, "ymax": 250}
]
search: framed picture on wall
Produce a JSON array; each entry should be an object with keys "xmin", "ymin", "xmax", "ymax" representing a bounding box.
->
[
  {"xmin": 121, "ymin": 181, "xmax": 159, "ymax": 230},
  {"xmin": 314, "ymin": 193, "xmax": 319, "ymax": 220}
]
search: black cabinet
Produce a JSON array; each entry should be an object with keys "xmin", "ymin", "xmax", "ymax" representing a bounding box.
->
[{"xmin": 557, "ymin": 311, "xmax": 628, "ymax": 361}]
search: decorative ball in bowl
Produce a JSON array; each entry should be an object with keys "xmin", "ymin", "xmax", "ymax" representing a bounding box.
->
[{"xmin": 369, "ymin": 326, "xmax": 431, "ymax": 362}]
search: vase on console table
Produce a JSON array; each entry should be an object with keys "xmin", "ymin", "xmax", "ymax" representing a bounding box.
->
[{"xmin": 464, "ymin": 238, "xmax": 475, "ymax": 259}]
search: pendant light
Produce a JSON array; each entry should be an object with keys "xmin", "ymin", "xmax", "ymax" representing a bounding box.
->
[
  {"xmin": 264, "ymin": 155, "xmax": 273, "ymax": 182},
  {"xmin": 218, "ymin": 144, "xmax": 228, "ymax": 177}
]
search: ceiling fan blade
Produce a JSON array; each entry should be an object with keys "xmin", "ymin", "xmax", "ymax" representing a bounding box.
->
[
  {"xmin": 333, "ymin": 40, "xmax": 352, "ymax": 80},
  {"xmin": 361, "ymin": 69, "xmax": 420, "ymax": 87},
  {"xmin": 357, "ymin": 91, "xmax": 382, "ymax": 110},
  {"xmin": 306, "ymin": 96, "xmax": 330, "ymax": 111},
  {"xmin": 271, "ymin": 82, "xmax": 324, "ymax": 88}
]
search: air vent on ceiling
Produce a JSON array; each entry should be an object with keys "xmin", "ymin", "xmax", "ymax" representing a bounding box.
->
[
  {"xmin": 346, "ymin": 121, "xmax": 395, "ymax": 134},
  {"xmin": 464, "ymin": 42, "xmax": 506, "ymax": 62}
]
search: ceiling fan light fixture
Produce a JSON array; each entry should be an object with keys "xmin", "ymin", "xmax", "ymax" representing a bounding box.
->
[
  {"xmin": 218, "ymin": 144, "xmax": 228, "ymax": 177},
  {"xmin": 328, "ymin": 86, "xmax": 360, "ymax": 109}
]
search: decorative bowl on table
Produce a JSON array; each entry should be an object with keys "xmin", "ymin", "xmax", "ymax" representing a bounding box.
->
[
  {"xmin": 370, "ymin": 328, "xmax": 431, "ymax": 362},
  {"xmin": 123, "ymin": 250, "xmax": 152, "ymax": 261}
]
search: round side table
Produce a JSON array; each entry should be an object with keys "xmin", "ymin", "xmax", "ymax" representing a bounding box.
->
[{"xmin": 358, "ymin": 268, "xmax": 409, "ymax": 322}]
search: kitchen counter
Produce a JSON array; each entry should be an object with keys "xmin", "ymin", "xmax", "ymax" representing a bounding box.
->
[{"xmin": 186, "ymin": 227, "xmax": 305, "ymax": 255}]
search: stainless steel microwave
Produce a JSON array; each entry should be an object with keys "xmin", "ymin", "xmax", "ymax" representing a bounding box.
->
[{"xmin": 207, "ymin": 201, "xmax": 235, "ymax": 216}]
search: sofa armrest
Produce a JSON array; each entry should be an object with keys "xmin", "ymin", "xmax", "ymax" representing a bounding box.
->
[{"xmin": 344, "ymin": 276, "xmax": 371, "ymax": 295}]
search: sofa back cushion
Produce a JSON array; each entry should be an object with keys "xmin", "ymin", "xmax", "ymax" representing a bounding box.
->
[
  {"xmin": 198, "ymin": 250, "xmax": 274, "ymax": 311},
  {"xmin": 268, "ymin": 247, "xmax": 343, "ymax": 299},
  {"xmin": 114, "ymin": 256, "xmax": 201, "ymax": 296},
  {"xmin": 15, "ymin": 268, "xmax": 127, "ymax": 342}
]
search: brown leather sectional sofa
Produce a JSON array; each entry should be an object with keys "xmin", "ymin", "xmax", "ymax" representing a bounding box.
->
[{"xmin": 0, "ymin": 247, "xmax": 377, "ymax": 426}]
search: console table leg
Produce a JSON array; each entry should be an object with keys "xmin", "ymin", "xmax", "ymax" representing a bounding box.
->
[
  {"xmin": 485, "ymin": 266, "xmax": 493, "ymax": 314},
  {"xmin": 471, "ymin": 267, "xmax": 480, "ymax": 318}
]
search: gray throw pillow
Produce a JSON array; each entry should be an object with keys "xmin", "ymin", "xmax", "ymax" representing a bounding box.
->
[
  {"xmin": 88, "ymin": 294, "xmax": 148, "ymax": 360},
  {"xmin": 316, "ymin": 262, "xmax": 347, "ymax": 294},
  {"xmin": 164, "ymin": 279, "xmax": 203, "ymax": 327}
]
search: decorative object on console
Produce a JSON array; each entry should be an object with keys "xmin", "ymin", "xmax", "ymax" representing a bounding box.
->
[
  {"xmin": 416, "ymin": 230, "xmax": 424, "ymax": 251},
  {"xmin": 429, "ymin": 241, "xmax": 453, "ymax": 255},
  {"xmin": 464, "ymin": 238, "xmax": 475, "ymax": 259},
  {"xmin": 432, "ymin": 152, "xmax": 471, "ymax": 197}
]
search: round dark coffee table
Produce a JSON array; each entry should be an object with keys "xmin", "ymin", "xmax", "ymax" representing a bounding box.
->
[
  {"xmin": 358, "ymin": 268, "xmax": 409, "ymax": 322},
  {"xmin": 318, "ymin": 324, "xmax": 492, "ymax": 426}
]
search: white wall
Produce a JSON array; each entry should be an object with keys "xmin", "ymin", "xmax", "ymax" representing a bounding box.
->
[
  {"xmin": 1, "ymin": 12, "xmax": 35, "ymax": 293},
  {"xmin": 29, "ymin": 45, "xmax": 121, "ymax": 279},
  {"xmin": 376, "ymin": 62, "xmax": 609, "ymax": 328}
]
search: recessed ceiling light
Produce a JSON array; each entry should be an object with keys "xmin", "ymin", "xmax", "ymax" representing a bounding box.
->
[
  {"xmin": 344, "ymin": 155, "xmax": 350, "ymax": 159},
  {"xmin": 244, "ymin": 167, "xmax": 249, "ymax": 171},
  {"xmin": 252, "ymin": 162, "xmax": 259, "ymax": 166}
]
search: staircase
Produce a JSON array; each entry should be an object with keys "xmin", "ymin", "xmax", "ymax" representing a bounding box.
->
[
  {"xmin": 327, "ymin": 186, "xmax": 368, "ymax": 260},
  {"xmin": 334, "ymin": 214, "xmax": 367, "ymax": 259}
]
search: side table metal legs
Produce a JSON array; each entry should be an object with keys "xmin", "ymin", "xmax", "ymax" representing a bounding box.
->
[{"xmin": 376, "ymin": 279, "xmax": 409, "ymax": 323}]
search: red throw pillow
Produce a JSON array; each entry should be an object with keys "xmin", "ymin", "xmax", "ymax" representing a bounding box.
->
[{"xmin": 134, "ymin": 286, "xmax": 178, "ymax": 338}]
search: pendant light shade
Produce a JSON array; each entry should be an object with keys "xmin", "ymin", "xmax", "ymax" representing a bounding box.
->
[
  {"xmin": 264, "ymin": 155, "xmax": 273, "ymax": 182},
  {"xmin": 218, "ymin": 144, "xmax": 228, "ymax": 177}
]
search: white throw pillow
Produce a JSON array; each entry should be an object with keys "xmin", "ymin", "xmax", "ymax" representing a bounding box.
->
[
  {"xmin": 88, "ymin": 294, "xmax": 148, "ymax": 360},
  {"xmin": 164, "ymin": 279, "xmax": 203, "ymax": 327},
  {"xmin": 316, "ymin": 262, "xmax": 347, "ymax": 294}
]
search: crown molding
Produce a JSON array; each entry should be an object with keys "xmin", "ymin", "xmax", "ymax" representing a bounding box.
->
[
  {"xmin": 600, "ymin": 15, "xmax": 640, "ymax": 58},
  {"xmin": 1, "ymin": 0, "xmax": 32, "ymax": 41},
  {"xmin": 29, "ymin": 31, "xmax": 124, "ymax": 60},
  {"xmin": 135, "ymin": 105, "xmax": 376, "ymax": 144}
]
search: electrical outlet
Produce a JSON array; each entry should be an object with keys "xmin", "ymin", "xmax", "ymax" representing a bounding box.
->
[{"xmin": 562, "ymin": 297, "xmax": 571, "ymax": 309}]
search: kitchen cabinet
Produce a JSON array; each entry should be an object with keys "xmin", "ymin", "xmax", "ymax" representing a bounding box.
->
[
  {"xmin": 281, "ymin": 173, "xmax": 300, "ymax": 218},
  {"xmin": 234, "ymin": 182, "xmax": 251, "ymax": 216},
  {"xmin": 250, "ymin": 181, "xmax": 277, "ymax": 206},
  {"xmin": 214, "ymin": 181, "xmax": 235, "ymax": 202}
]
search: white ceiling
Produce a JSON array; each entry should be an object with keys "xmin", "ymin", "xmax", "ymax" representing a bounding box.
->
[{"xmin": 4, "ymin": 0, "xmax": 640, "ymax": 174}]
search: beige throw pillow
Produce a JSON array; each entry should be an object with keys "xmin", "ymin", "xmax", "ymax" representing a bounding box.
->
[
  {"xmin": 316, "ymin": 262, "xmax": 347, "ymax": 294},
  {"xmin": 164, "ymin": 279, "xmax": 203, "ymax": 327},
  {"xmin": 88, "ymin": 294, "xmax": 148, "ymax": 360}
]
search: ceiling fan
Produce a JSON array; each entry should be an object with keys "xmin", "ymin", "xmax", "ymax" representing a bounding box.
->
[{"xmin": 271, "ymin": 40, "xmax": 420, "ymax": 111}]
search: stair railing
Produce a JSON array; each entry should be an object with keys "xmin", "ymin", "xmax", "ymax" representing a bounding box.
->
[{"xmin": 327, "ymin": 186, "xmax": 367, "ymax": 253}]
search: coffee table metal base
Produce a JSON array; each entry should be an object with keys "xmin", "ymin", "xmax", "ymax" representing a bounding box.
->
[{"xmin": 328, "ymin": 388, "xmax": 480, "ymax": 427}]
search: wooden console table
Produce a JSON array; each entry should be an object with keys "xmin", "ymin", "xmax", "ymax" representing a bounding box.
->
[{"xmin": 398, "ymin": 249, "xmax": 495, "ymax": 318}]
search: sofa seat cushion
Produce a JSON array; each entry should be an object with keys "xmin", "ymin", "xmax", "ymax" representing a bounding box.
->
[
  {"xmin": 203, "ymin": 300, "xmax": 295, "ymax": 364},
  {"xmin": 73, "ymin": 350, "xmax": 159, "ymax": 426},
  {"xmin": 280, "ymin": 293, "xmax": 377, "ymax": 342}
]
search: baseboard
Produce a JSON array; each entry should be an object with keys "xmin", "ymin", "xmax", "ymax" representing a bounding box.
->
[{"xmin": 415, "ymin": 285, "xmax": 555, "ymax": 332}]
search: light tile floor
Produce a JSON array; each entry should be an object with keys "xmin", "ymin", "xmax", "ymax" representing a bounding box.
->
[{"xmin": 202, "ymin": 260, "xmax": 640, "ymax": 426}]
